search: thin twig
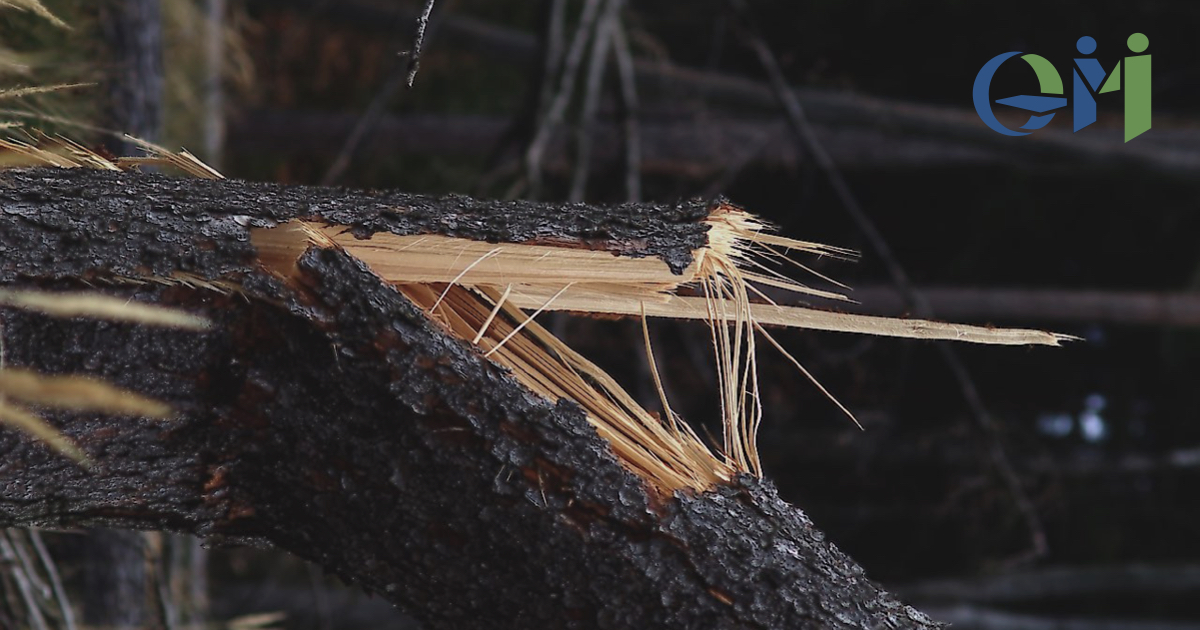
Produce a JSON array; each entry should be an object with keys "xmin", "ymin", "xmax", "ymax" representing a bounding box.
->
[
  {"xmin": 321, "ymin": 69, "xmax": 407, "ymax": 186},
  {"xmin": 536, "ymin": 0, "xmax": 568, "ymax": 117},
  {"xmin": 568, "ymin": 0, "xmax": 620, "ymax": 202},
  {"xmin": 472, "ymin": 0, "xmax": 566, "ymax": 198},
  {"xmin": 28, "ymin": 531, "xmax": 77, "ymax": 630},
  {"xmin": 9, "ymin": 532, "xmax": 51, "ymax": 607},
  {"xmin": 729, "ymin": 0, "xmax": 1048, "ymax": 563},
  {"xmin": 404, "ymin": 0, "xmax": 438, "ymax": 87},
  {"xmin": 153, "ymin": 536, "xmax": 182, "ymax": 630},
  {"xmin": 524, "ymin": 0, "xmax": 604, "ymax": 198},
  {"xmin": 609, "ymin": 3, "xmax": 641, "ymax": 202},
  {"xmin": 900, "ymin": 563, "xmax": 1200, "ymax": 605},
  {"xmin": 923, "ymin": 604, "xmax": 1197, "ymax": 630},
  {"xmin": 0, "ymin": 533, "xmax": 49, "ymax": 630},
  {"xmin": 185, "ymin": 537, "xmax": 209, "ymax": 628},
  {"xmin": 324, "ymin": 1, "xmax": 444, "ymax": 185}
]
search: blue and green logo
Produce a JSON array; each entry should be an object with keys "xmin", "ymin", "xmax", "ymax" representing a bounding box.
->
[{"xmin": 973, "ymin": 34, "xmax": 1151, "ymax": 142}]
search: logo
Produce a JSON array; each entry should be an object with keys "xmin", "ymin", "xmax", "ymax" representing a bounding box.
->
[{"xmin": 973, "ymin": 34, "xmax": 1150, "ymax": 142}]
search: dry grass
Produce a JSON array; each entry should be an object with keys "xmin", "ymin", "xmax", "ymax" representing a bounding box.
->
[
  {"xmin": 0, "ymin": 369, "xmax": 173, "ymax": 420},
  {"xmin": 0, "ymin": 129, "xmax": 227, "ymax": 179},
  {"xmin": 0, "ymin": 289, "xmax": 212, "ymax": 330},
  {"xmin": 0, "ymin": 82, "xmax": 88, "ymax": 100},
  {"xmin": 0, "ymin": 0, "xmax": 67, "ymax": 30}
]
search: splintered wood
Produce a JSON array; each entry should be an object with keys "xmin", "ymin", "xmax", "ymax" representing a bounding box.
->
[{"xmin": 252, "ymin": 203, "xmax": 1072, "ymax": 492}]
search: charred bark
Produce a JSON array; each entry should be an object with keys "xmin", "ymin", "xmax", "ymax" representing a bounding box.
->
[
  {"xmin": 0, "ymin": 167, "xmax": 940, "ymax": 629},
  {"xmin": 78, "ymin": 2, "xmax": 169, "ymax": 623}
]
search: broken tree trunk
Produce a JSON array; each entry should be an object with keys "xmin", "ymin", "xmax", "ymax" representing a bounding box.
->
[{"xmin": 0, "ymin": 167, "xmax": 940, "ymax": 629}]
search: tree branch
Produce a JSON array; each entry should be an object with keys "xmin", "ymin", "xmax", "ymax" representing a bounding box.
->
[
  {"xmin": 729, "ymin": 0, "xmax": 1048, "ymax": 565},
  {"xmin": 0, "ymin": 167, "xmax": 941, "ymax": 630},
  {"xmin": 900, "ymin": 564, "xmax": 1200, "ymax": 605}
]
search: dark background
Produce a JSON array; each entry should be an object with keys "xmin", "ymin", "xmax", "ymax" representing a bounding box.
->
[{"xmin": 5, "ymin": 1, "xmax": 1200, "ymax": 628}]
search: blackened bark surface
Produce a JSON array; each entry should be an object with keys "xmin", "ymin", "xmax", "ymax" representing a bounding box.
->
[
  {"xmin": 94, "ymin": 3, "xmax": 169, "ymax": 623},
  {"xmin": 0, "ymin": 167, "xmax": 940, "ymax": 629},
  {"xmin": 0, "ymin": 167, "xmax": 707, "ymax": 276}
]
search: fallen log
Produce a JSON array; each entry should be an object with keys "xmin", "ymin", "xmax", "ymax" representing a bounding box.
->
[{"xmin": 0, "ymin": 165, "xmax": 993, "ymax": 628}]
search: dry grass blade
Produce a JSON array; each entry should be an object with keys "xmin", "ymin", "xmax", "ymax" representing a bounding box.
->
[
  {"xmin": 0, "ymin": 130, "xmax": 224, "ymax": 178},
  {"xmin": 0, "ymin": 289, "xmax": 211, "ymax": 331},
  {"xmin": 0, "ymin": 0, "xmax": 69, "ymax": 29},
  {"xmin": 0, "ymin": 83, "xmax": 90, "ymax": 101},
  {"xmin": 119, "ymin": 135, "xmax": 225, "ymax": 179},
  {"xmin": 0, "ymin": 136, "xmax": 87, "ymax": 168},
  {"xmin": 0, "ymin": 132, "xmax": 120, "ymax": 170},
  {"xmin": 227, "ymin": 612, "xmax": 288, "ymax": 630},
  {"xmin": 0, "ymin": 369, "xmax": 173, "ymax": 418},
  {"xmin": 0, "ymin": 400, "xmax": 86, "ymax": 464}
]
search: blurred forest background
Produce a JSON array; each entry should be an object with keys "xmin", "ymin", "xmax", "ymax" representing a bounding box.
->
[{"xmin": 2, "ymin": 0, "xmax": 1200, "ymax": 629}]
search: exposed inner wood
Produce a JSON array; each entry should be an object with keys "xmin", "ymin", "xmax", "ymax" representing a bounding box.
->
[
  {"xmin": 311, "ymin": 230, "xmax": 700, "ymax": 288},
  {"xmin": 403, "ymin": 283, "xmax": 731, "ymax": 490},
  {"xmin": 256, "ymin": 221, "xmax": 731, "ymax": 490},
  {"xmin": 251, "ymin": 207, "xmax": 1072, "ymax": 492}
]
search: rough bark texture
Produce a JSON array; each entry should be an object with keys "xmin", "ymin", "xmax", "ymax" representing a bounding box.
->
[
  {"xmin": 0, "ymin": 167, "xmax": 941, "ymax": 629},
  {"xmin": 94, "ymin": 3, "xmax": 169, "ymax": 625}
]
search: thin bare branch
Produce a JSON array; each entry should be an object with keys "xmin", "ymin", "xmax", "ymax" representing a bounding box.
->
[
  {"xmin": 27, "ymin": 531, "xmax": 76, "ymax": 630},
  {"xmin": 924, "ymin": 605, "xmax": 1197, "ymax": 630},
  {"xmin": 404, "ymin": 0, "xmax": 438, "ymax": 87},
  {"xmin": 524, "ymin": 0, "xmax": 604, "ymax": 198},
  {"xmin": 323, "ymin": 1, "xmax": 443, "ymax": 184},
  {"xmin": 0, "ymin": 0, "xmax": 68, "ymax": 29},
  {"xmin": 568, "ymin": 0, "xmax": 621, "ymax": 202},
  {"xmin": 609, "ymin": 8, "xmax": 641, "ymax": 202},
  {"xmin": 0, "ymin": 533, "xmax": 50, "ymax": 630},
  {"xmin": 900, "ymin": 564, "xmax": 1200, "ymax": 605},
  {"xmin": 729, "ymin": 0, "xmax": 1049, "ymax": 563}
]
